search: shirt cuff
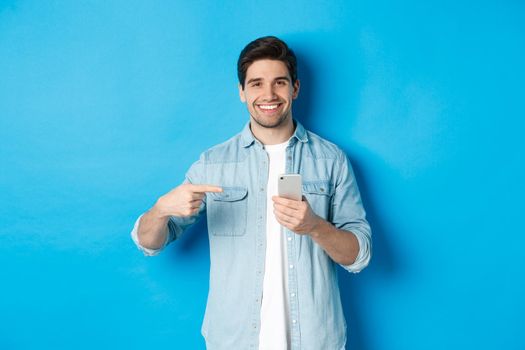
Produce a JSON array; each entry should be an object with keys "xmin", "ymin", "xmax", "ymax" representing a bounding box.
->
[
  {"xmin": 340, "ymin": 229, "xmax": 371, "ymax": 273},
  {"xmin": 130, "ymin": 214, "xmax": 169, "ymax": 256}
]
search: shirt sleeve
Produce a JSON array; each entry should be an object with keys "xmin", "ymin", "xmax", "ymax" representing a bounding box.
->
[
  {"xmin": 331, "ymin": 151, "xmax": 372, "ymax": 273},
  {"xmin": 130, "ymin": 213, "xmax": 170, "ymax": 256},
  {"xmin": 129, "ymin": 154, "xmax": 207, "ymax": 256}
]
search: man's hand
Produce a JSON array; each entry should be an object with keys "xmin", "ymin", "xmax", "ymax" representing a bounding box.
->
[
  {"xmin": 272, "ymin": 195, "xmax": 360, "ymax": 265},
  {"xmin": 153, "ymin": 184, "xmax": 223, "ymax": 218},
  {"xmin": 272, "ymin": 195, "xmax": 323, "ymax": 235}
]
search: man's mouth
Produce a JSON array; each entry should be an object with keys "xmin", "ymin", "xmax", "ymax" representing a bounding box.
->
[{"xmin": 257, "ymin": 103, "xmax": 283, "ymax": 113}]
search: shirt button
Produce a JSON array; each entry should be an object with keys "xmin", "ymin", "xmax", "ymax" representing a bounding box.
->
[
  {"xmin": 287, "ymin": 237, "xmax": 292, "ymax": 241},
  {"xmin": 291, "ymin": 293, "xmax": 296, "ymax": 297},
  {"xmin": 287, "ymin": 156, "xmax": 292, "ymax": 160},
  {"xmin": 260, "ymin": 188, "xmax": 264, "ymax": 192},
  {"xmin": 292, "ymin": 319, "xmax": 297, "ymax": 324},
  {"xmin": 289, "ymin": 264, "xmax": 294, "ymax": 269}
]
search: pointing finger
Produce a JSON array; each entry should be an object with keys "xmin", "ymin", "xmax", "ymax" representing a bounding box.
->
[{"xmin": 189, "ymin": 184, "xmax": 223, "ymax": 193}]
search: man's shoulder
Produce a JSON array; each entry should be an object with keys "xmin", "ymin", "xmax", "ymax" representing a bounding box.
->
[
  {"xmin": 198, "ymin": 130, "xmax": 245, "ymax": 164},
  {"xmin": 304, "ymin": 129, "xmax": 346, "ymax": 161}
]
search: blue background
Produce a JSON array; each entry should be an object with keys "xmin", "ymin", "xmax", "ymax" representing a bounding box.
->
[{"xmin": 1, "ymin": 1, "xmax": 524, "ymax": 349}]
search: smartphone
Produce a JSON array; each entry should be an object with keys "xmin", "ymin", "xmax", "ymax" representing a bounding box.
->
[{"xmin": 278, "ymin": 174, "xmax": 302, "ymax": 201}]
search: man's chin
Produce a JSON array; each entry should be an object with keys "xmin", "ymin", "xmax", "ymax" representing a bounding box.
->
[{"xmin": 252, "ymin": 114, "xmax": 289, "ymax": 129}]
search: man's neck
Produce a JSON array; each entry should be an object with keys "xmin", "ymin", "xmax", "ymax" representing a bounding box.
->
[{"xmin": 250, "ymin": 117, "xmax": 295, "ymax": 146}]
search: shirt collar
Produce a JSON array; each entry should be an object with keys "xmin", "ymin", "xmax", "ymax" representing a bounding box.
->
[{"xmin": 240, "ymin": 119, "xmax": 309, "ymax": 148}]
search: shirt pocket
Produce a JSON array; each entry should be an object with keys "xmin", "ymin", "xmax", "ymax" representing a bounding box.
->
[
  {"xmin": 207, "ymin": 186, "xmax": 248, "ymax": 236},
  {"xmin": 302, "ymin": 180, "xmax": 334, "ymax": 220}
]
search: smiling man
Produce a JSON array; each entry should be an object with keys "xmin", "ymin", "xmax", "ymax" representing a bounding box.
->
[{"xmin": 131, "ymin": 36, "xmax": 372, "ymax": 350}]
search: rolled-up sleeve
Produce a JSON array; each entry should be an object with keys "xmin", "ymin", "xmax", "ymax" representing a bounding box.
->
[
  {"xmin": 340, "ymin": 225, "xmax": 371, "ymax": 273},
  {"xmin": 130, "ymin": 214, "xmax": 171, "ymax": 256},
  {"xmin": 331, "ymin": 151, "xmax": 372, "ymax": 273}
]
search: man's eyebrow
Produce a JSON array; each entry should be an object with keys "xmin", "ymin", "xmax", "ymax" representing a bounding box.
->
[
  {"xmin": 246, "ymin": 78, "xmax": 263, "ymax": 85},
  {"xmin": 274, "ymin": 76, "xmax": 291, "ymax": 82}
]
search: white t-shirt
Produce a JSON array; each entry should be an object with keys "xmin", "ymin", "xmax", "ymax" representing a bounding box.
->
[{"xmin": 258, "ymin": 140, "xmax": 291, "ymax": 350}]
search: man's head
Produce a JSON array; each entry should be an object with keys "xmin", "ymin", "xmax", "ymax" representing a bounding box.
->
[
  {"xmin": 237, "ymin": 36, "xmax": 298, "ymax": 89},
  {"xmin": 238, "ymin": 36, "xmax": 300, "ymax": 130}
]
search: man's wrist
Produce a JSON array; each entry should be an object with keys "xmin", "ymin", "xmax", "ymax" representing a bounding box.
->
[
  {"xmin": 309, "ymin": 216, "xmax": 326, "ymax": 238},
  {"xmin": 150, "ymin": 203, "xmax": 170, "ymax": 220}
]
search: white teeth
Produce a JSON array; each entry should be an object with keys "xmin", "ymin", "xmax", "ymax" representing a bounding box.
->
[{"xmin": 259, "ymin": 104, "xmax": 278, "ymax": 110}]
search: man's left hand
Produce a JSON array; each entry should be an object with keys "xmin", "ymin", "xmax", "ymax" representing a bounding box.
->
[{"xmin": 272, "ymin": 195, "xmax": 323, "ymax": 235}]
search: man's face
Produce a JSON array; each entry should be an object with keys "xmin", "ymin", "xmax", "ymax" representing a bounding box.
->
[{"xmin": 239, "ymin": 59, "xmax": 300, "ymax": 129}]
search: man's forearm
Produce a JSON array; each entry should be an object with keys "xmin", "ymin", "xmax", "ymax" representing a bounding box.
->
[
  {"xmin": 137, "ymin": 206, "xmax": 170, "ymax": 250},
  {"xmin": 310, "ymin": 219, "xmax": 360, "ymax": 266}
]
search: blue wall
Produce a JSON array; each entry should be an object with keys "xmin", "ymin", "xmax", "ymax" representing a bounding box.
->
[{"xmin": 1, "ymin": 1, "xmax": 524, "ymax": 349}]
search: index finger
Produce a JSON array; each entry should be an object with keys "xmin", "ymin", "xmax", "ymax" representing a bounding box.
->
[
  {"xmin": 189, "ymin": 184, "xmax": 223, "ymax": 193},
  {"xmin": 272, "ymin": 195, "xmax": 301, "ymax": 208}
]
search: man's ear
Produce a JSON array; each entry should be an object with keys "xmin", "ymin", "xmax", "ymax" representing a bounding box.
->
[
  {"xmin": 292, "ymin": 79, "xmax": 300, "ymax": 99},
  {"xmin": 239, "ymin": 84, "xmax": 246, "ymax": 102}
]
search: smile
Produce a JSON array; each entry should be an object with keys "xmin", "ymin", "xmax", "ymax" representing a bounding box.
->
[{"xmin": 257, "ymin": 103, "xmax": 282, "ymax": 111}]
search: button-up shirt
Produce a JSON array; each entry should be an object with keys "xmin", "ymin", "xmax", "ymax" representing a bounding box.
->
[{"xmin": 131, "ymin": 120, "xmax": 372, "ymax": 350}]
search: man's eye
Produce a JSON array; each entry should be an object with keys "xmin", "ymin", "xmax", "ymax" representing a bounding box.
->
[
  {"xmin": 276, "ymin": 80, "xmax": 287, "ymax": 86},
  {"xmin": 252, "ymin": 82, "xmax": 261, "ymax": 87}
]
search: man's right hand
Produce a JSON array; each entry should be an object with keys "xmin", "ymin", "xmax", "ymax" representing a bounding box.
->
[{"xmin": 153, "ymin": 183, "xmax": 223, "ymax": 218}]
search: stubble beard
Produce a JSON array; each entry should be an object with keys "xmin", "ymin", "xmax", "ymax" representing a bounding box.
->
[{"xmin": 250, "ymin": 108, "xmax": 291, "ymax": 129}]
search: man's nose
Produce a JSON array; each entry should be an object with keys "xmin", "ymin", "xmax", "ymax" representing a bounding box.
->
[{"xmin": 262, "ymin": 84, "xmax": 277, "ymax": 100}]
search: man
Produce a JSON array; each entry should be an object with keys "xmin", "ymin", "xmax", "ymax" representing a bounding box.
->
[{"xmin": 131, "ymin": 36, "xmax": 371, "ymax": 350}]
